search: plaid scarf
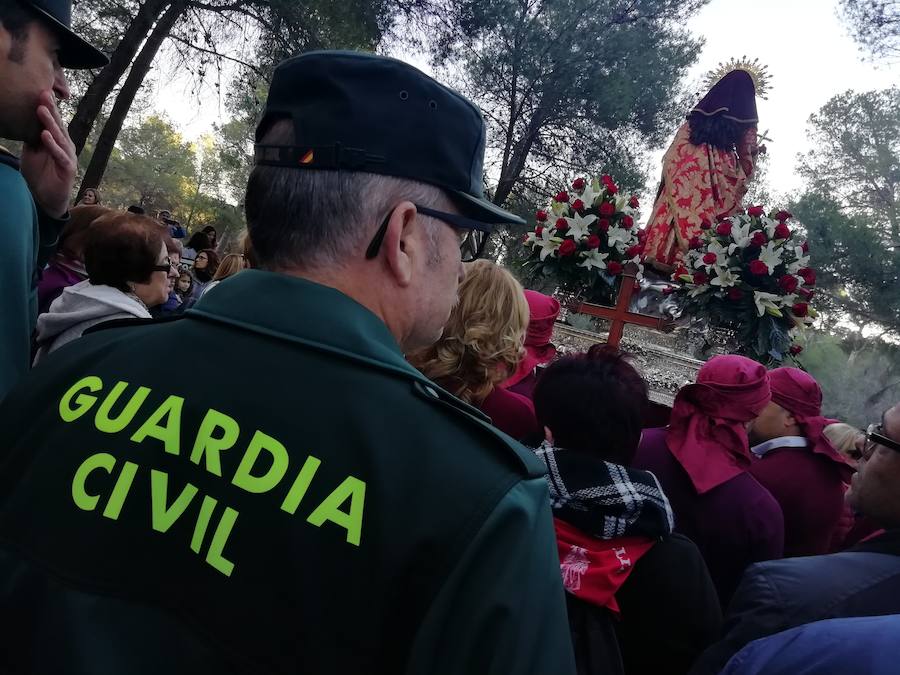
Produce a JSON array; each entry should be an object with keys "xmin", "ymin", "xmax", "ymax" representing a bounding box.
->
[{"xmin": 534, "ymin": 440, "xmax": 674, "ymax": 540}]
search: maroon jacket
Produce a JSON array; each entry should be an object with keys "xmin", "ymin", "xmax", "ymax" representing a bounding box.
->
[
  {"xmin": 634, "ymin": 428, "xmax": 784, "ymax": 605},
  {"xmin": 749, "ymin": 444, "xmax": 847, "ymax": 557},
  {"xmin": 479, "ymin": 385, "xmax": 541, "ymax": 441}
]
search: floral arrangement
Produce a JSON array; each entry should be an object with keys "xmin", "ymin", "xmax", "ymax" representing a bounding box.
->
[
  {"xmin": 523, "ymin": 175, "xmax": 645, "ymax": 303},
  {"xmin": 670, "ymin": 206, "xmax": 817, "ymax": 364}
]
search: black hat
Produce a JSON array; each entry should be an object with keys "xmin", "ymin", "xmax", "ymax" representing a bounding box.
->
[
  {"xmin": 691, "ymin": 70, "xmax": 758, "ymax": 124},
  {"xmin": 25, "ymin": 0, "xmax": 109, "ymax": 69},
  {"xmin": 253, "ymin": 50, "xmax": 524, "ymax": 228}
]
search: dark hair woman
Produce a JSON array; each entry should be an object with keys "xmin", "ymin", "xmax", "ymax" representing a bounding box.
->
[
  {"xmin": 38, "ymin": 205, "xmax": 110, "ymax": 314},
  {"xmin": 201, "ymin": 225, "xmax": 218, "ymax": 250},
  {"xmin": 182, "ymin": 231, "xmax": 211, "ymax": 265},
  {"xmin": 532, "ymin": 345, "xmax": 722, "ymax": 675},
  {"xmin": 189, "ymin": 248, "xmax": 220, "ymax": 302},
  {"xmin": 34, "ymin": 213, "xmax": 179, "ymax": 362}
]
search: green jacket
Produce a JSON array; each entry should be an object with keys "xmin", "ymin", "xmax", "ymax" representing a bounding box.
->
[
  {"xmin": 0, "ymin": 152, "xmax": 65, "ymax": 402},
  {"xmin": 0, "ymin": 270, "xmax": 576, "ymax": 675}
]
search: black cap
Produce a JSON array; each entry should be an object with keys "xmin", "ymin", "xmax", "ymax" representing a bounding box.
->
[
  {"xmin": 254, "ymin": 50, "xmax": 524, "ymax": 228},
  {"xmin": 26, "ymin": 0, "xmax": 109, "ymax": 69}
]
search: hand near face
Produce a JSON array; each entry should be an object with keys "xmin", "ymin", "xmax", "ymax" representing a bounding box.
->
[{"xmin": 20, "ymin": 90, "xmax": 77, "ymax": 219}]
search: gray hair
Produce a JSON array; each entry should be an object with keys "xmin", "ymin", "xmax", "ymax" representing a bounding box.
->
[{"xmin": 245, "ymin": 119, "xmax": 455, "ymax": 270}]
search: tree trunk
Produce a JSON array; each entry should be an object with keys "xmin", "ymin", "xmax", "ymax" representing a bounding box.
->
[
  {"xmin": 79, "ymin": 1, "xmax": 187, "ymax": 196},
  {"xmin": 69, "ymin": 0, "xmax": 172, "ymax": 160}
]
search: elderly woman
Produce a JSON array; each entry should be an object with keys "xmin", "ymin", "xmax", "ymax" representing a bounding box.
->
[
  {"xmin": 34, "ymin": 212, "xmax": 178, "ymax": 363},
  {"xmin": 409, "ymin": 259, "xmax": 539, "ymax": 440}
]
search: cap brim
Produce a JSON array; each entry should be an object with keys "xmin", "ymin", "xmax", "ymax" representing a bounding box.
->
[
  {"xmin": 451, "ymin": 190, "xmax": 526, "ymax": 228},
  {"xmin": 31, "ymin": 6, "xmax": 109, "ymax": 69}
]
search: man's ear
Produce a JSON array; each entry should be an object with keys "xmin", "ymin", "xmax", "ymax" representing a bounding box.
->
[
  {"xmin": 382, "ymin": 201, "xmax": 420, "ymax": 288},
  {"xmin": 784, "ymin": 411, "xmax": 798, "ymax": 429}
]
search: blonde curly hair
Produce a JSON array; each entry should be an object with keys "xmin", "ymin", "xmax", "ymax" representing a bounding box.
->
[{"xmin": 409, "ymin": 259, "xmax": 529, "ymax": 405}]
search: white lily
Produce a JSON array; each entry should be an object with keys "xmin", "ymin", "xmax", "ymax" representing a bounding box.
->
[
  {"xmin": 786, "ymin": 248, "xmax": 810, "ymax": 274},
  {"xmin": 695, "ymin": 238, "xmax": 729, "ymax": 267},
  {"xmin": 757, "ymin": 241, "xmax": 784, "ymax": 275},
  {"xmin": 753, "ymin": 290, "xmax": 784, "ymax": 317},
  {"xmin": 526, "ymin": 227, "xmax": 562, "ymax": 261},
  {"xmin": 578, "ymin": 250, "xmax": 608, "ymax": 271},
  {"xmin": 730, "ymin": 221, "xmax": 754, "ymax": 251},
  {"xmin": 607, "ymin": 226, "xmax": 632, "ymax": 252},
  {"xmin": 710, "ymin": 265, "xmax": 740, "ymax": 288},
  {"xmin": 760, "ymin": 216, "xmax": 778, "ymax": 239},
  {"xmin": 578, "ymin": 182, "xmax": 601, "ymax": 209},
  {"xmin": 563, "ymin": 211, "xmax": 597, "ymax": 240}
]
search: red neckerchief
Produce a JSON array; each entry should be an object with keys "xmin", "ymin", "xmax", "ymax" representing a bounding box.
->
[{"xmin": 554, "ymin": 518, "xmax": 656, "ymax": 617}]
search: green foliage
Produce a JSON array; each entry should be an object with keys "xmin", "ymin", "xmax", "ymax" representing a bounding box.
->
[
  {"xmin": 427, "ymin": 0, "xmax": 708, "ymax": 206},
  {"xmin": 797, "ymin": 331, "xmax": 900, "ymax": 426},
  {"xmin": 839, "ymin": 0, "xmax": 900, "ymax": 60},
  {"xmin": 792, "ymin": 87, "xmax": 900, "ymax": 336}
]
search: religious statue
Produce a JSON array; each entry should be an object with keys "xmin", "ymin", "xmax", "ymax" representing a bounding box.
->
[{"xmin": 642, "ymin": 60, "xmax": 770, "ymax": 274}]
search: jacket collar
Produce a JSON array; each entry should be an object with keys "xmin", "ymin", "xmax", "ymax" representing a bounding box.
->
[
  {"xmin": 188, "ymin": 269, "xmax": 423, "ymax": 381},
  {"xmin": 751, "ymin": 436, "xmax": 808, "ymax": 458}
]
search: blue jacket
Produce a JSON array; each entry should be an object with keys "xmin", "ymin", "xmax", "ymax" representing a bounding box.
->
[
  {"xmin": 0, "ymin": 150, "xmax": 65, "ymax": 402},
  {"xmin": 721, "ymin": 615, "xmax": 900, "ymax": 674},
  {"xmin": 691, "ymin": 529, "xmax": 900, "ymax": 674}
]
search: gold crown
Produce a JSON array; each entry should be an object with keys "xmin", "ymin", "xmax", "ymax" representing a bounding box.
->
[{"xmin": 703, "ymin": 57, "xmax": 771, "ymax": 100}]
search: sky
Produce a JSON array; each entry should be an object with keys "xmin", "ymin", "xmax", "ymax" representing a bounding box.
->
[{"xmin": 153, "ymin": 0, "xmax": 898, "ymax": 201}]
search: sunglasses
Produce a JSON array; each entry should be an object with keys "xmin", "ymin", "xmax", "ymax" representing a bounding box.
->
[
  {"xmin": 863, "ymin": 423, "xmax": 900, "ymax": 458},
  {"xmin": 365, "ymin": 203, "xmax": 490, "ymax": 263},
  {"xmin": 150, "ymin": 257, "xmax": 178, "ymax": 273}
]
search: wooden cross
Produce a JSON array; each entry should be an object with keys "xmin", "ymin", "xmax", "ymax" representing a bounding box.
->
[{"xmin": 572, "ymin": 262, "xmax": 673, "ymax": 347}]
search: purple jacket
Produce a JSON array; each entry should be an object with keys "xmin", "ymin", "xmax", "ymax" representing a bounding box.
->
[
  {"xmin": 634, "ymin": 427, "xmax": 784, "ymax": 605},
  {"xmin": 38, "ymin": 259, "xmax": 86, "ymax": 315}
]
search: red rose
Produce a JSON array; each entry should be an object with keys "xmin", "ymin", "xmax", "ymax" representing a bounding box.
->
[
  {"xmin": 798, "ymin": 287, "xmax": 815, "ymax": 300},
  {"xmin": 599, "ymin": 202, "xmax": 615, "ymax": 217},
  {"xmin": 728, "ymin": 287, "xmax": 744, "ymax": 301},
  {"xmin": 535, "ymin": 209, "xmax": 548, "ymax": 222},
  {"xmin": 558, "ymin": 239, "xmax": 577, "ymax": 256},
  {"xmin": 662, "ymin": 286, "xmax": 676, "ymax": 296},
  {"xmin": 572, "ymin": 177, "xmax": 586, "ymax": 191},
  {"xmin": 674, "ymin": 265, "xmax": 690, "ymax": 278},
  {"xmin": 693, "ymin": 270, "xmax": 709, "ymax": 285},
  {"xmin": 751, "ymin": 231, "xmax": 767, "ymax": 247},
  {"xmin": 689, "ymin": 236, "xmax": 704, "ymax": 249},
  {"xmin": 637, "ymin": 228, "xmax": 648, "ymax": 241},
  {"xmin": 622, "ymin": 215, "xmax": 634, "ymax": 229},
  {"xmin": 779, "ymin": 274, "xmax": 799, "ymax": 293},
  {"xmin": 555, "ymin": 217, "xmax": 569, "ymax": 232},
  {"xmin": 555, "ymin": 191, "xmax": 569, "ymax": 203},
  {"xmin": 700, "ymin": 220, "xmax": 712, "ymax": 230},
  {"xmin": 799, "ymin": 267, "xmax": 816, "ymax": 286},
  {"xmin": 774, "ymin": 222, "xmax": 790, "ymax": 239},
  {"xmin": 801, "ymin": 241, "xmax": 810, "ymax": 254},
  {"xmin": 775, "ymin": 210, "xmax": 793, "ymax": 222},
  {"xmin": 598, "ymin": 218, "xmax": 610, "ymax": 232},
  {"xmin": 629, "ymin": 195, "xmax": 639, "ymax": 208},
  {"xmin": 789, "ymin": 344, "xmax": 804, "ymax": 356},
  {"xmin": 747, "ymin": 205, "xmax": 764, "ymax": 217},
  {"xmin": 601, "ymin": 175, "xmax": 618, "ymax": 195},
  {"xmin": 716, "ymin": 222, "xmax": 733, "ymax": 236},
  {"xmin": 572, "ymin": 199, "xmax": 585, "ymax": 212},
  {"xmin": 749, "ymin": 260, "xmax": 769, "ymax": 275},
  {"xmin": 586, "ymin": 235, "xmax": 601, "ymax": 249},
  {"xmin": 792, "ymin": 302, "xmax": 809, "ymax": 317},
  {"xmin": 702, "ymin": 252, "xmax": 718, "ymax": 265},
  {"xmin": 626, "ymin": 244, "xmax": 642, "ymax": 258},
  {"xmin": 606, "ymin": 261, "xmax": 623, "ymax": 275},
  {"xmin": 535, "ymin": 226, "xmax": 544, "ymax": 238}
]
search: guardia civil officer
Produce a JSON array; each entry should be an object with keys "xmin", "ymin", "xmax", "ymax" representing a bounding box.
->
[
  {"xmin": 0, "ymin": 52, "xmax": 577, "ymax": 674},
  {"xmin": 0, "ymin": 0, "xmax": 108, "ymax": 401}
]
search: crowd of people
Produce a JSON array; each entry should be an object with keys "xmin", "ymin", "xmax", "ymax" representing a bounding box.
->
[{"xmin": 1, "ymin": 1, "xmax": 899, "ymax": 673}]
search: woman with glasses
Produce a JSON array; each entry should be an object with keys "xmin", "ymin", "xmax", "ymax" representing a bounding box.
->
[
  {"xmin": 189, "ymin": 249, "xmax": 220, "ymax": 302},
  {"xmin": 33, "ymin": 212, "xmax": 179, "ymax": 363},
  {"xmin": 408, "ymin": 259, "xmax": 540, "ymax": 441}
]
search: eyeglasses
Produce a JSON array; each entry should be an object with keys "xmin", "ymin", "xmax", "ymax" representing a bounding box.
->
[
  {"xmin": 863, "ymin": 423, "xmax": 900, "ymax": 459},
  {"xmin": 365, "ymin": 203, "xmax": 490, "ymax": 263},
  {"xmin": 150, "ymin": 257, "xmax": 178, "ymax": 273}
]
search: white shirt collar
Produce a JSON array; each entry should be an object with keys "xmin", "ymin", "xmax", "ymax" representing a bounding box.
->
[{"xmin": 751, "ymin": 436, "xmax": 808, "ymax": 458}]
